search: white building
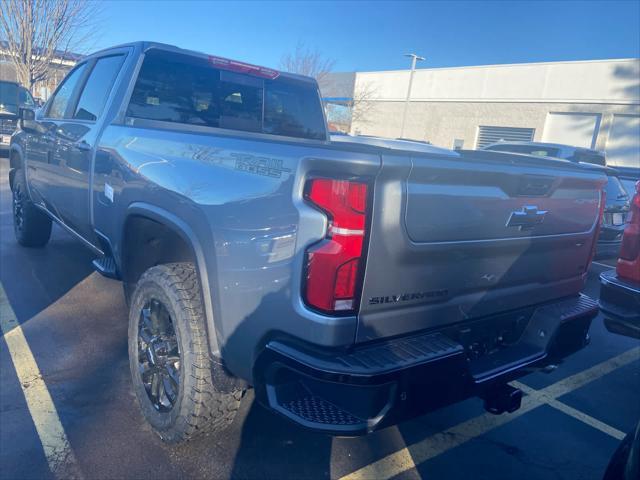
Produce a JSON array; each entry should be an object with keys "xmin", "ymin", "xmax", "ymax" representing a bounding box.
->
[{"xmin": 321, "ymin": 58, "xmax": 640, "ymax": 169}]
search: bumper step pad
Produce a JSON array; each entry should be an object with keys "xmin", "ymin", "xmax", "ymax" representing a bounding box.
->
[{"xmin": 281, "ymin": 395, "xmax": 363, "ymax": 426}]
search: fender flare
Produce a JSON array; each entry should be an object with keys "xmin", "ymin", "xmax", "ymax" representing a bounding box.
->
[
  {"xmin": 123, "ymin": 202, "xmax": 221, "ymax": 356},
  {"xmin": 9, "ymin": 143, "xmax": 24, "ymax": 167},
  {"xmin": 8, "ymin": 144, "xmax": 25, "ymax": 190}
]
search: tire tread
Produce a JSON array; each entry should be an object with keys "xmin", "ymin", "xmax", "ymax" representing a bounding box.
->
[{"xmin": 132, "ymin": 262, "xmax": 243, "ymax": 443}]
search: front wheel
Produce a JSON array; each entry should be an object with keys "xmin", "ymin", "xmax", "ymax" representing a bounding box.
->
[
  {"xmin": 12, "ymin": 169, "xmax": 52, "ymax": 247},
  {"xmin": 128, "ymin": 262, "xmax": 243, "ymax": 443}
]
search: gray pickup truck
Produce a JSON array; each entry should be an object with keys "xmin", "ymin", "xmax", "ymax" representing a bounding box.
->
[{"xmin": 9, "ymin": 42, "xmax": 606, "ymax": 442}]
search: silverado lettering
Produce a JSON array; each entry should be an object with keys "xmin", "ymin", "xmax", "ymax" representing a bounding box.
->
[{"xmin": 369, "ymin": 290, "xmax": 449, "ymax": 305}]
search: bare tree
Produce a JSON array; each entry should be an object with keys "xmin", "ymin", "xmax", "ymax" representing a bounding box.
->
[
  {"xmin": 326, "ymin": 80, "xmax": 379, "ymax": 132},
  {"xmin": 350, "ymin": 80, "xmax": 378, "ymax": 127},
  {"xmin": 279, "ymin": 42, "xmax": 335, "ymax": 83},
  {"xmin": 0, "ymin": 0, "xmax": 101, "ymax": 91}
]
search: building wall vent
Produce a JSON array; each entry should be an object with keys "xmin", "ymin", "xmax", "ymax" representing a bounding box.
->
[{"xmin": 476, "ymin": 126, "xmax": 535, "ymax": 148}]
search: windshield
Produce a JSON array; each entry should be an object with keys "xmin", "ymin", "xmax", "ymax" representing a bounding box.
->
[
  {"xmin": 0, "ymin": 82, "xmax": 19, "ymax": 115},
  {"xmin": 605, "ymin": 175, "xmax": 629, "ymax": 201}
]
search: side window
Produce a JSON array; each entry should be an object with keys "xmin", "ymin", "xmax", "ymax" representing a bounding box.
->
[
  {"xmin": 19, "ymin": 88, "xmax": 35, "ymax": 107},
  {"xmin": 47, "ymin": 63, "xmax": 87, "ymax": 119},
  {"xmin": 73, "ymin": 55, "xmax": 125, "ymax": 121}
]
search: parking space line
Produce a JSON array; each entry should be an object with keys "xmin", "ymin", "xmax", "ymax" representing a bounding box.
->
[
  {"xmin": 0, "ymin": 283, "xmax": 83, "ymax": 480},
  {"xmin": 339, "ymin": 396, "xmax": 541, "ymax": 480},
  {"xmin": 338, "ymin": 346, "xmax": 640, "ymax": 480},
  {"xmin": 512, "ymin": 382, "xmax": 626, "ymax": 440},
  {"xmin": 540, "ymin": 347, "xmax": 640, "ymax": 399},
  {"xmin": 547, "ymin": 399, "xmax": 626, "ymax": 440},
  {"xmin": 591, "ymin": 261, "xmax": 615, "ymax": 269}
]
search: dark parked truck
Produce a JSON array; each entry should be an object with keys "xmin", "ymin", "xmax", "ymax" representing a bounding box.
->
[
  {"xmin": 0, "ymin": 80, "xmax": 36, "ymax": 152},
  {"xmin": 9, "ymin": 42, "xmax": 607, "ymax": 442}
]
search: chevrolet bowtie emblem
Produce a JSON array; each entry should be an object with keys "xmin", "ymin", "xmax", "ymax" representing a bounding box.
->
[{"xmin": 506, "ymin": 205, "xmax": 548, "ymax": 231}]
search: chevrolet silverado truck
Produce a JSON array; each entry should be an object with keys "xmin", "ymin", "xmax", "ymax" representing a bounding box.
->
[{"xmin": 9, "ymin": 42, "xmax": 606, "ymax": 442}]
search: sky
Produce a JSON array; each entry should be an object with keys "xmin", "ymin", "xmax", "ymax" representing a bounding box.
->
[{"xmin": 95, "ymin": 0, "xmax": 640, "ymax": 72}]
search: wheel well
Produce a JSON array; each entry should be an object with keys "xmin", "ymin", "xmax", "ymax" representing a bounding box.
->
[{"xmin": 121, "ymin": 215, "xmax": 195, "ymax": 288}]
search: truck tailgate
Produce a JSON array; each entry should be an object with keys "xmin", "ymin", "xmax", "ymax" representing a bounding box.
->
[{"xmin": 357, "ymin": 150, "xmax": 606, "ymax": 343}]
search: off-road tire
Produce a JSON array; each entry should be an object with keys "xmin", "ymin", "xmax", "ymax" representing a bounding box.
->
[
  {"xmin": 12, "ymin": 168, "xmax": 52, "ymax": 247},
  {"xmin": 128, "ymin": 262, "xmax": 243, "ymax": 443}
]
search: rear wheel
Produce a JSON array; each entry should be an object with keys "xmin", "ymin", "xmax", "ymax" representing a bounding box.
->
[
  {"xmin": 128, "ymin": 262, "xmax": 243, "ymax": 443},
  {"xmin": 12, "ymin": 169, "xmax": 52, "ymax": 247}
]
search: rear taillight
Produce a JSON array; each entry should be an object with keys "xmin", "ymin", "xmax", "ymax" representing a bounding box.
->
[
  {"xmin": 586, "ymin": 189, "xmax": 607, "ymax": 269},
  {"xmin": 617, "ymin": 181, "xmax": 640, "ymax": 282},
  {"xmin": 304, "ymin": 178, "xmax": 370, "ymax": 314}
]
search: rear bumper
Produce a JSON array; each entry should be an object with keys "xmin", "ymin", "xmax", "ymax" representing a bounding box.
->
[
  {"xmin": 253, "ymin": 294, "xmax": 598, "ymax": 435},
  {"xmin": 596, "ymin": 223, "xmax": 626, "ymax": 259},
  {"xmin": 599, "ymin": 269, "xmax": 640, "ymax": 340}
]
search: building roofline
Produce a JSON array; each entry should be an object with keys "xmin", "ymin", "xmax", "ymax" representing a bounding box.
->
[
  {"xmin": 341, "ymin": 57, "xmax": 640, "ymax": 76},
  {"xmin": 0, "ymin": 40, "xmax": 83, "ymax": 62}
]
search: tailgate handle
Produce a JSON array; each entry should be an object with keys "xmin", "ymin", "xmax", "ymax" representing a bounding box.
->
[
  {"xmin": 517, "ymin": 176, "xmax": 554, "ymax": 196},
  {"xmin": 506, "ymin": 205, "xmax": 547, "ymax": 231}
]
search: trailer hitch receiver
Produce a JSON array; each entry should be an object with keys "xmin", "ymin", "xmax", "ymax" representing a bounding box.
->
[{"xmin": 482, "ymin": 384, "xmax": 523, "ymax": 415}]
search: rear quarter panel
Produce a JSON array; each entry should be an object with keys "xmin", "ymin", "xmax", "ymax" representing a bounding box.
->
[{"xmin": 93, "ymin": 124, "xmax": 380, "ymax": 381}]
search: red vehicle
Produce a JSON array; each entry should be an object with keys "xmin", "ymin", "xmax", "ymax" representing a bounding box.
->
[
  {"xmin": 599, "ymin": 180, "xmax": 640, "ymax": 480},
  {"xmin": 599, "ymin": 180, "xmax": 640, "ymax": 339}
]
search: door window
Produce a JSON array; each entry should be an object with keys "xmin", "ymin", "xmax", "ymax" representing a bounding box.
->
[
  {"xmin": 73, "ymin": 55, "xmax": 125, "ymax": 121},
  {"xmin": 19, "ymin": 87, "xmax": 35, "ymax": 107},
  {"xmin": 46, "ymin": 63, "xmax": 88, "ymax": 119}
]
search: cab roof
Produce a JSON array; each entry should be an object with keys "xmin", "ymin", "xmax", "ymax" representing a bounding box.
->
[{"xmin": 87, "ymin": 41, "xmax": 316, "ymax": 85}]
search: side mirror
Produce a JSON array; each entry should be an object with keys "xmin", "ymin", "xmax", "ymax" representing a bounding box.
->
[{"xmin": 19, "ymin": 107, "xmax": 36, "ymax": 132}]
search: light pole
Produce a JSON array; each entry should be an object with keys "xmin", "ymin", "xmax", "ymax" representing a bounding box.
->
[{"xmin": 399, "ymin": 53, "xmax": 425, "ymax": 139}]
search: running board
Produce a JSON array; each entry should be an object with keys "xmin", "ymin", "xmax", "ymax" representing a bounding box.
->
[{"xmin": 92, "ymin": 256, "xmax": 120, "ymax": 279}]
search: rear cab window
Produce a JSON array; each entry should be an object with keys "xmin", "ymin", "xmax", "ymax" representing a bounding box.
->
[
  {"xmin": 126, "ymin": 49, "xmax": 327, "ymax": 141},
  {"xmin": 487, "ymin": 144, "xmax": 561, "ymax": 158},
  {"xmin": 570, "ymin": 150, "xmax": 606, "ymax": 166}
]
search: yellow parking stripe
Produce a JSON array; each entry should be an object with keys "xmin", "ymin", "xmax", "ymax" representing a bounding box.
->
[
  {"xmin": 339, "ymin": 346, "xmax": 640, "ymax": 480},
  {"xmin": 340, "ymin": 396, "xmax": 541, "ymax": 480},
  {"xmin": 539, "ymin": 347, "xmax": 640, "ymax": 399},
  {"xmin": 513, "ymin": 381, "xmax": 626, "ymax": 440},
  {"xmin": 0, "ymin": 283, "xmax": 83, "ymax": 480},
  {"xmin": 547, "ymin": 398, "xmax": 626, "ymax": 440}
]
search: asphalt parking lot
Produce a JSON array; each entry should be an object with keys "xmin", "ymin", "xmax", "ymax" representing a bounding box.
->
[{"xmin": 0, "ymin": 156, "xmax": 638, "ymax": 480}]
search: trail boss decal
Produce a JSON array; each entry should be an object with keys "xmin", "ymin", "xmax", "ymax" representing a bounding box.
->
[{"xmin": 369, "ymin": 289, "xmax": 449, "ymax": 305}]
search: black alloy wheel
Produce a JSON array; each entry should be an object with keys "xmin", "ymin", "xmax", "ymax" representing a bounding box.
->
[
  {"xmin": 137, "ymin": 299, "xmax": 181, "ymax": 412},
  {"xmin": 12, "ymin": 181, "xmax": 25, "ymax": 234}
]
